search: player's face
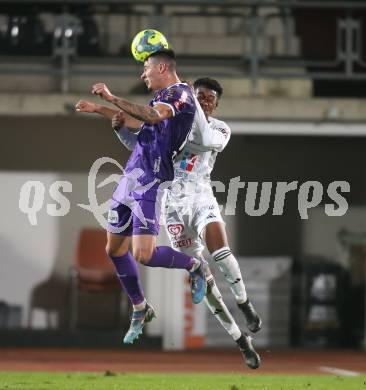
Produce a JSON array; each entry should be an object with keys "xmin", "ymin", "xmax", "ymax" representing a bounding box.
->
[
  {"xmin": 195, "ymin": 86, "xmax": 218, "ymax": 117},
  {"xmin": 141, "ymin": 58, "xmax": 161, "ymax": 91}
]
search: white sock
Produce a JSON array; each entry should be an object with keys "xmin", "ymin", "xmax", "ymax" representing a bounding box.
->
[
  {"xmin": 211, "ymin": 247, "xmax": 247, "ymax": 304},
  {"xmin": 133, "ymin": 299, "xmax": 147, "ymax": 311},
  {"xmin": 204, "ymin": 276, "xmax": 241, "ymax": 341}
]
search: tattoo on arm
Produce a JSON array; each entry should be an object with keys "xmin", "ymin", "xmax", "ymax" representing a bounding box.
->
[
  {"xmin": 96, "ymin": 105, "xmax": 118, "ymax": 120},
  {"xmin": 111, "ymin": 96, "xmax": 160, "ymax": 123}
]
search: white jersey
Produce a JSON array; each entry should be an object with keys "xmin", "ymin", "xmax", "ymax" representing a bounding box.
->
[
  {"xmin": 165, "ymin": 113, "xmax": 231, "ymax": 255},
  {"xmin": 170, "ymin": 114, "xmax": 231, "ymax": 201}
]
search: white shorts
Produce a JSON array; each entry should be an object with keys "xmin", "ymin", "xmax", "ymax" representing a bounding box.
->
[{"xmin": 164, "ymin": 192, "xmax": 224, "ymax": 258}]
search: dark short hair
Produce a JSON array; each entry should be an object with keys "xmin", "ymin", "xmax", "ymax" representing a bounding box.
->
[
  {"xmin": 145, "ymin": 49, "xmax": 176, "ymax": 71},
  {"xmin": 145, "ymin": 48, "xmax": 176, "ymax": 61},
  {"xmin": 193, "ymin": 77, "xmax": 223, "ymax": 98}
]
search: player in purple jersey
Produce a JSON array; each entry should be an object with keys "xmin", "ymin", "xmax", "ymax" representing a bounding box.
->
[
  {"xmin": 77, "ymin": 50, "xmax": 207, "ymax": 344},
  {"xmin": 75, "ymin": 76, "xmax": 261, "ymax": 369}
]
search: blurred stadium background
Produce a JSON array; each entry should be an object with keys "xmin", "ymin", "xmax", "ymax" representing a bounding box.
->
[{"xmin": 0, "ymin": 0, "xmax": 366, "ymax": 380}]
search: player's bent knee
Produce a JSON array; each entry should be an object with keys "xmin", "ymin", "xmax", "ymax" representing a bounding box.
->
[
  {"xmin": 132, "ymin": 247, "xmax": 154, "ymax": 264},
  {"xmin": 106, "ymin": 243, "xmax": 127, "ymax": 258}
]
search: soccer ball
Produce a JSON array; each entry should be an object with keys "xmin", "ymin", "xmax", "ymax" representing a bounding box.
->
[{"xmin": 131, "ymin": 29, "xmax": 169, "ymax": 62}]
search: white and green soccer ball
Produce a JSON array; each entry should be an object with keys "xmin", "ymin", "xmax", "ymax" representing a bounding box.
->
[{"xmin": 131, "ymin": 29, "xmax": 169, "ymax": 62}]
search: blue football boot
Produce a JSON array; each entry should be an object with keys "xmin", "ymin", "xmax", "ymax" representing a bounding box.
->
[
  {"xmin": 189, "ymin": 260, "xmax": 207, "ymax": 304},
  {"xmin": 123, "ymin": 303, "xmax": 156, "ymax": 344}
]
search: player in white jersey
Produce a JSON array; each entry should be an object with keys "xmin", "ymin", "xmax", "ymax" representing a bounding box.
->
[{"xmin": 165, "ymin": 77, "xmax": 262, "ymax": 334}]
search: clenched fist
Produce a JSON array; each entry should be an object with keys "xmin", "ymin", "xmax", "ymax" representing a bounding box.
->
[
  {"xmin": 75, "ymin": 100, "xmax": 97, "ymax": 113},
  {"xmin": 91, "ymin": 83, "xmax": 114, "ymax": 102}
]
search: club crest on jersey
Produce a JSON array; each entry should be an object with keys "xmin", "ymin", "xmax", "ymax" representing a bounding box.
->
[
  {"xmin": 180, "ymin": 150, "xmax": 197, "ymax": 172},
  {"xmin": 167, "ymin": 223, "xmax": 184, "ymax": 237},
  {"xmin": 154, "ymin": 91, "xmax": 163, "ymax": 101}
]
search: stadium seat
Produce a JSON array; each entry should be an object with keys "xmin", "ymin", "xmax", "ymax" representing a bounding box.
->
[
  {"xmin": 68, "ymin": 228, "xmax": 126, "ymax": 331},
  {"xmin": 27, "ymin": 276, "xmax": 67, "ymax": 329}
]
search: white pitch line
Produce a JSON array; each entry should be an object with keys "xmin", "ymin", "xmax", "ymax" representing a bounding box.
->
[{"xmin": 319, "ymin": 366, "xmax": 360, "ymax": 377}]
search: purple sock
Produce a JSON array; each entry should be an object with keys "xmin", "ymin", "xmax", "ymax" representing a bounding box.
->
[
  {"xmin": 145, "ymin": 246, "xmax": 195, "ymax": 270},
  {"xmin": 110, "ymin": 252, "xmax": 145, "ymax": 305}
]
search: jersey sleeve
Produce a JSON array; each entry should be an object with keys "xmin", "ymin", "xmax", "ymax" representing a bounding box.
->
[
  {"xmin": 153, "ymin": 85, "xmax": 195, "ymax": 117},
  {"xmin": 190, "ymin": 116, "xmax": 231, "ymax": 153},
  {"xmin": 114, "ymin": 126, "xmax": 138, "ymax": 151},
  {"xmin": 202, "ymin": 119, "xmax": 231, "ymax": 152}
]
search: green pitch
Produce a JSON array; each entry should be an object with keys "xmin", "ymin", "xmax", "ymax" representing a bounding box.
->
[{"xmin": 0, "ymin": 372, "xmax": 365, "ymax": 390}]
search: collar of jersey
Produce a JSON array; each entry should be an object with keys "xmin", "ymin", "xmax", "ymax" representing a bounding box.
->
[{"xmin": 154, "ymin": 82, "xmax": 187, "ymax": 98}]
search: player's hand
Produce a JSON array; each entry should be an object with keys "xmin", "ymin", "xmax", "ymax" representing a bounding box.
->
[
  {"xmin": 112, "ymin": 110, "xmax": 126, "ymax": 130},
  {"xmin": 75, "ymin": 100, "xmax": 97, "ymax": 113},
  {"xmin": 91, "ymin": 83, "xmax": 114, "ymax": 101}
]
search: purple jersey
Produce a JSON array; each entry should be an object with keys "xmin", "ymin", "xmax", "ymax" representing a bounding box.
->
[{"xmin": 115, "ymin": 83, "xmax": 196, "ymax": 202}]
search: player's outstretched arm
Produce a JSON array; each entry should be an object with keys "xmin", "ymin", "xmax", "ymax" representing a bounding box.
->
[
  {"xmin": 91, "ymin": 83, "xmax": 172, "ymax": 125},
  {"xmin": 75, "ymin": 100, "xmax": 117, "ymax": 119},
  {"xmin": 200, "ymin": 122, "xmax": 231, "ymax": 152},
  {"xmin": 75, "ymin": 99, "xmax": 142, "ymax": 130},
  {"xmin": 191, "ymin": 119, "xmax": 231, "ymax": 153}
]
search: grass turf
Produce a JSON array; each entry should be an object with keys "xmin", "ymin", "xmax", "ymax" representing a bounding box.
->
[{"xmin": 0, "ymin": 372, "xmax": 365, "ymax": 390}]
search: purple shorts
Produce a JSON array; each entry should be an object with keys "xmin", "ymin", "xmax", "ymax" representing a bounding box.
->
[{"xmin": 107, "ymin": 198, "xmax": 160, "ymax": 236}]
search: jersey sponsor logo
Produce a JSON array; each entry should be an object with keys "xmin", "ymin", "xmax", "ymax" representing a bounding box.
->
[
  {"xmin": 207, "ymin": 213, "xmax": 216, "ymax": 219},
  {"xmin": 174, "ymin": 170, "xmax": 188, "ymax": 179},
  {"xmin": 173, "ymin": 237, "xmax": 192, "ymax": 248},
  {"xmin": 196, "ymin": 204, "xmax": 216, "ymax": 217},
  {"xmin": 166, "ymin": 88, "xmax": 175, "ymax": 100},
  {"xmin": 215, "ymin": 126, "xmax": 229, "ymax": 138},
  {"xmin": 173, "ymin": 90, "xmax": 188, "ymax": 111},
  {"xmin": 154, "ymin": 91, "xmax": 163, "ymax": 101},
  {"xmin": 179, "ymin": 150, "xmax": 198, "ymax": 172},
  {"xmin": 167, "ymin": 223, "xmax": 184, "ymax": 237}
]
